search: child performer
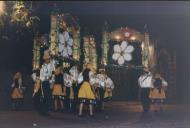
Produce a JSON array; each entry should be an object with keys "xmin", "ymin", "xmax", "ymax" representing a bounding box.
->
[
  {"xmin": 78, "ymin": 68, "xmax": 96, "ymax": 117},
  {"xmin": 149, "ymin": 73, "xmax": 168, "ymax": 112},
  {"xmin": 52, "ymin": 66, "xmax": 64, "ymax": 112},
  {"xmin": 11, "ymin": 72, "xmax": 24, "ymax": 110}
]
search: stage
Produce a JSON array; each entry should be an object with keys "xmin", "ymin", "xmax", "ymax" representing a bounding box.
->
[{"xmin": 0, "ymin": 102, "xmax": 188, "ymax": 128}]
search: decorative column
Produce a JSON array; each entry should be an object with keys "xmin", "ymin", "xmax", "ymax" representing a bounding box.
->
[
  {"xmin": 142, "ymin": 32, "xmax": 150, "ymax": 68},
  {"xmin": 32, "ymin": 37, "xmax": 40, "ymax": 70},
  {"xmin": 83, "ymin": 36, "xmax": 97, "ymax": 70},
  {"xmin": 73, "ymin": 27, "xmax": 81, "ymax": 61},
  {"xmin": 49, "ymin": 13, "xmax": 59, "ymax": 55},
  {"xmin": 101, "ymin": 21, "xmax": 109, "ymax": 66}
]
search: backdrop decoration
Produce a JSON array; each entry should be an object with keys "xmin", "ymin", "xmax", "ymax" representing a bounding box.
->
[{"xmin": 112, "ymin": 41, "xmax": 134, "ymax": 65}]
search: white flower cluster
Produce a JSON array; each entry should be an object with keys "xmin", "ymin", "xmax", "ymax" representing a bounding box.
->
[
  {"xmin": 58, "ymin": 31, "xmax": 73, "ymax": 58},
  {"xmin": 112, "ymin": 41, "xmax": 134, "ymax": 65}
]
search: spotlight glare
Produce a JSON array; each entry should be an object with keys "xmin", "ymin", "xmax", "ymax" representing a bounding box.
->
[{"xmin": 0, "ymin": 1, "xmax": 5, "ymax": 16}]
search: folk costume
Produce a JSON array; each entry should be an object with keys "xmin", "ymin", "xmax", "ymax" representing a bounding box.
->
[
  {"xmin": 52, "ymin": 66, "xmax": 64, "ymax": 111},
  {"xmin": 39, "ymin": 50, "xmax": 55, "ymax": 116},
  {"xmin": 149, "ymin": 74, "xmax": 168, "ymax": 112},
  {"xmin": 11, "ymin": 72, "xmax": 24, "ymax": 110},
  {"xmin": 103, "ymin": 76, "xmax": 114, "ymax": 102},
  {"xmin": 64, "ymin": 72, "xmax": 74, "ymax": 111},
  {"xmin": 78, "ymin": 68, "xmax": 96, "ymax": 116},
  {"xmin": 138, "ymin": 68, "xmax": 153, "ymax": 113},
  {"xmin": 95, "ymin": 73, "xmax": 106, "ymax": 111},
  {"xmin": 69, "ymin": 66, "xmax": 80, "ymax": 111},
  {"xmin": 32, "ymin": 69, "xmax": 41, "ymax": 111}
]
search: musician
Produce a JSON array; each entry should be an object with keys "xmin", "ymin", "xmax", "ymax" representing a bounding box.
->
[
  {"xmin": 39, "ymin": 50, "xmax": 55, "ymax": 116},
  {"xmin": 149, "ymin": 73, "xmax": 168, "ymax": 112},
  {"xmin": 52, "ymin": 66, "xmax": 64, "ymax": 112},
  {"xmin": 11, "ymin": 72, "xmax": 23, "ymax": 110},
  {"xmin": 138, "ymin": 67, "xmax": 153, "ymax": 114}
]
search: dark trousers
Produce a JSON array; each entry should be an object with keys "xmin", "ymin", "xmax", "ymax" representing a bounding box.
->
[
  {"xmin": 40, "ymin": 81, "xmax": 51, "ymax": 115},
  {"xmin": 64, "ymin": 87, "xmax": 71, "ymax": 110},
  {"xmin": 33, "ymin": 89, "xmax": 41, "ymax": 111},
  {"xmin": 96, "ymin": 87, "xmax": 105, "ymax": 111},
  {"xmin": 71, "ymin": 84, "xmax": 79, "ymax": 111},
  {"xmin": 140, "ymin": 88, "xmax": 150, "ymax": 113}
]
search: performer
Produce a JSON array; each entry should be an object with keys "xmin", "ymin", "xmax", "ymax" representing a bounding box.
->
[
  {"xmin": 95, "ymin": 68, "xmax": 107, "ymax": 111},
  {"xmin": 149, "ymin": 73, "xmax": 168, "ymax": 112},
  {"xmin": 138, "ymin": 67, "xmax": 153, "ymax": 114},
  {"xmin": 69, "ymin": 65, "xmax": 80, "ymax": 111},
  {"xmin": 78, "ymin": 68, "xmax": 96, "ymax": 117},
  {"xmin": 103, "ymin": 75, "xmax": 114, "ymax": 110},
  {"xmin": 39, "ymin": 50, "xmax": 55, "ymax": 116},
  {"xmin": 32, "ymin": 69, "xmax": 41, "ymax": 112},
  {"xmin": 64, "ymin": 69, "xmax": 74, "ymax": 111},
  {"xmin": 52, "ymin": 66, "xmax": 64, "ymax": 112},
  {"xmin": 11, "ymin": 72, "xmax": 24, "ymax": 110}
]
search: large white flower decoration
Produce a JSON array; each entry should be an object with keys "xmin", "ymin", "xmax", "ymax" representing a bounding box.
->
[
  {"xmin": 112, "ymin": 41, "xmax": 134, "ymax": 65},
  {"xmin": 58, "ymin": 31, "xmax": 73, "ymax": 58}
]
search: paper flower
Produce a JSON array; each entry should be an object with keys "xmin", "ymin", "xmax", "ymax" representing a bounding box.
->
[
  {"xmin": 58, "ymin": 31, "xmax": 73, "ymax": 58},
  {"xmin": 112, "ymin": 41, "xmax": 134, "ymax": 65}
]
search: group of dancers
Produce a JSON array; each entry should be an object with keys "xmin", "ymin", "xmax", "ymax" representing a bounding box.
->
[
  {"xmin": 11, "ymin": 50, "xmax": 114, "ymax": 117},
  {"xmin": 10, "ymin": 50, "xmax": 168, "ymax": 117}
]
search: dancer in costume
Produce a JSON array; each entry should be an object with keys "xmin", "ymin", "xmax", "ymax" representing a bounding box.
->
[
  {"xmin": 95, "ymin": 68, "xmax": 107, "ymax": 111},
  {"xmin": 52, "ymin": 66, "xmax": 64, "ymax": 112},
  {"xmin": 103, "ymin": 75, "xmax": 114, "ymax": 110},
  {"xmin": 149, "ymin": 73, "xmax": 168, "ymax": 112},
  {"xmin": 138, "ymin": 67, "xmax": 153, "ymax": 114},
  {"xmin": 69, "ymin": 65, "xmax": 80, "ymax": 111},
  {"xmin": 64, "ymin": 69, "xmax": 74, "ymax": 111},
  {"xmin": 78, "ymin": 68, "xmax": 96, "ymax": 117},
  {"xmin": 39, "ymin": 50, "xmax": 55, "ymax": 116},
  {"xmin": 32, "ymin": 69, "xmax": 41, "ymax": 112},
  {"xmin": 11, "ymin": 72, "xmax": 24, "ymax": 110}
]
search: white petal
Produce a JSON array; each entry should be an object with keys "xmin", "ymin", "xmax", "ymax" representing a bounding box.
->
[
  {"xmin": 113, "ymin": 44, "xmax": 121, "ymax": 53},
  {"xmin": 62, "ymin": 47, "xmax": 68, "ymax": 57},
  {"xmin": 118, "ymin": 56, "xmax": 125, "ymax": 65},
  {"xmin": 67, "ymin": 46, "xmax": 72, "ymax": 55},
  {"xmin": 125, "ymin": 45, "xmax": 134, "ymax": 53},
  {"xmin": 58, "ymin": 44, "xmax": 64, "ymax": 52},
  {"xmin": 124, "ymin": 53, "xmax": 132, "ymax": 61},
  {"xmin": 120, "ymin": 41, "xmax": 128, "ymax": 51},
  {"xmin": 67, "ymin": 38, "xmax": 73, "ymax": 46},
  {"xmin": 112, "ymin": 53, "xmax": 120, "ymax": 60},
  {"xmin": 64, "ymin": 31, "xmax": 69, "ymax": 41},
  {"xmin": 59, "ymin": 34, "xmax": 65, "ymax": 44}
]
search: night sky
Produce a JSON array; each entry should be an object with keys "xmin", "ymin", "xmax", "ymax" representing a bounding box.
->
[{"xmin": 0, "ymin": 1, "xmax": 190, "ymax": 101}]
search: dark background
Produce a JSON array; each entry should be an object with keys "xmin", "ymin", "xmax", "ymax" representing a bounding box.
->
[{"xmin": 0, "ymin": 1, "xmax": 189, "ymax": 103}]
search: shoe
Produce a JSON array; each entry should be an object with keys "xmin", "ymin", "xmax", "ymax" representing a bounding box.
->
[
  {"xmin": 89, "ymin": 114, "xmax": 94, "ymax": 117},
  {"xmin": 78, "ymin": 114, "xmax": 84, "ymax": 117}
]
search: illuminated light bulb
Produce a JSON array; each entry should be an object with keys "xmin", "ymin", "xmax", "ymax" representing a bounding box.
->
[
  {"xmin": 115, "ymin": 35, "xmax": 120, "ymax": 40},
  {"xmin": 141, "ymin": 43, "xmax": 144, "ymax": 49},
  {"xmin": 130, "ymin": 36, "xmax": 136, "ymax": 41}
]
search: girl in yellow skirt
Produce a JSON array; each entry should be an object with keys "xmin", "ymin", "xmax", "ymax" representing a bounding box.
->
[
  {"xmin": 78, "ymin": 68, "xmax": 96, "ymax": 117},
  {"xmin": 52, "ymin": 66, "xmax": 64, "ymax": 112},
  {"xmin": 149, "ymin": 73, "xmax": 168, "ymax": 112},
  {"xmin": 11, "ymin": 72, "xmax": 24, "ymax": 110}
]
